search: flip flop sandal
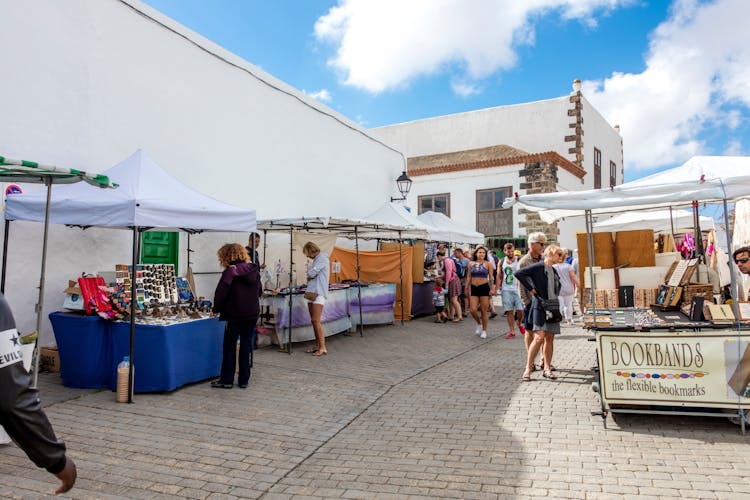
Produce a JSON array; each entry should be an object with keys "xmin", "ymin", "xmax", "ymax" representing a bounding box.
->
[
  {"xmin": 542, "ymin": 370, "xmax": 558, "ymax": 380},
  {"xmin": 304, "ymin": 348, "xmax": 318, "ymax": 353},
  {"xmin": 313, "ymin": 350, "xmax": 327, "ymax": 357}
]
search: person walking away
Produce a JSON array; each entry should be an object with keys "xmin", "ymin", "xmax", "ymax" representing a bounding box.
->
[
  {"xmin": 212, "ymin": 243, "xmax": 262, "ymax": 389},
  {"xmin": 516, "ymin": 244, "xmax": 564, "ymax": 381},
  {"xmin": 438, "ymin": 249, "xmax": 462, "ymax": 321},
  {"xmin": 303, "ymin": 242, "xmax": 330, "ymax": 356},
  {"xmin": 0, "ymin": 292, "xmax": 77, "ymax": 494},
  {"xmin": 499, "ymin": 242, "xmax": 524, "ymax": 339},
  {"xmin": 432, "ymin": 278, "xmax": 448, "ymax": 323},
  {"xmin": 466, "ymin": 246, "xmax": 494, "ymax": 338},
  {"xmin": 518, "ymin": 232, "xmax": 547, "ymax": 356},
  {"xmin": 452, "ymin": 248, "xmax": 469, "ymax": 318},
  {"xmin": 554, "ymin": 248, "xmax": 580, "ymax": 325},
  {"xmin": 486, "ymin": 250, "xmax": 499, "ymax": 318}
]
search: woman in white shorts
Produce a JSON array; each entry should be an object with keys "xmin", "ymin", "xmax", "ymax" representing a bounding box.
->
[{"xmin": 303, "ymin": 241, "xmax": 329, "ymax": 356}]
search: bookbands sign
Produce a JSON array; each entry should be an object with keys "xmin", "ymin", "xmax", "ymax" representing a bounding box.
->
[{"xmin": 597, "ymin": 332, "xmax": 750, "ymax": 408}]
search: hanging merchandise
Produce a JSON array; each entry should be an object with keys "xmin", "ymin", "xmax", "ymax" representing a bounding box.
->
[{"xmin": 78, "ymin": 275, "xmax": 113, "ymax": 317}]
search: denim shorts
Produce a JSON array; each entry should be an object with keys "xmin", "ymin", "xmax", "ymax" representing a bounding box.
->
[{"xmin": 501, "ymin": 290, "xmax": 523, "ymax": 311}]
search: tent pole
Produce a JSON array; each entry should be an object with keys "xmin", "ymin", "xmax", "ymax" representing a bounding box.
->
[
  {"xmin": 31, "ymin": 178, "xmax": 53, "ymax": 389},
  {"xmin": 692, "ymin": 201, "xmax": 704, "ymax": 262},
  {"xmin": 398, "ymin": 230, "xmax": 404, "ymax": 326},
  {"xmin": 1, "ymin": 219, "xmax": 9, "ymax": 294},
  {"xmin": 127, "ymin": 226, "xmax": 139, "ymax": 403},
  {"xmin": 355, "ymin": 226, "xmax": 363, "ymax": 336},
  {"xmin": 585, "ymin": 210, "xmax": 598, "ymax": 325},
  {"xmin": 668, "ymin": 206, "xmax": 676, "ymax": 253},
  {"xmin": 287, "ymin": 227, "xmax": 293, "ymax": 354},
  {"xmin": 262, "ymin": 229, "xmax": 267, "ymax": 265},
  {"xmin": 722, "ymin": 197, "xmax": 745, "ymax": 432}
]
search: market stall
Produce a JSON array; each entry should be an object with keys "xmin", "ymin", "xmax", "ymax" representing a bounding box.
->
[
  {"xmin": 5, "ymin": 149, "xmax": 256, "ymax": 399},
  {"xmin": 503, "ymin": 155, "xmax": 750, "ymax": 430},
  {"xmin": 257, "ymin": 216, "xmax": 426, "ymax": 350}
]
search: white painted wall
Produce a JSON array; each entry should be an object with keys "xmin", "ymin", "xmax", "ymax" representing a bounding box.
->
[
  {"xmin": 581, "ymin": 97, "xmax": 624, "ymax": 188},
  {"xmin": 0, "ymin": 0, "xmax": 404, "ymax": 343}
]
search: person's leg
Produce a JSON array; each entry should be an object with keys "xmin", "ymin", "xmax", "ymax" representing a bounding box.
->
[
  {"xmin": 515, "ymin": 310, "xmax": 523, "ymax": 332},
  {"xmin": 542, "ymin": 332, "xmax": 556, "ymax": 378},
  {"xmin": 237, "ymin": 319, "xmax": 254, "ymax": 387},
  {"xmin": 451, "ymin": 291, "xmax": 463, "ymax": 321},
  {"xmin": 506, "ymin": 307, "xmax": 515, "ymax": 333},
  {"xmin": 216, "ymin": 321, "xmax": 236, "ymax": 386},
  {"xmin": 523, "ymin": 303, "xmax": 533, "ymax": 351},
  {"xmin": 561, "ymin": 294, "xmax": 574, "ymax": 323},
  {"xmin": 479, "ymin": 296, "xmax": 489, "ymax": 332},
  {"xmin": 309, "ymin": 302, "xmax": 327, "ymax": 354},
  {"xmin": 469, "ymin": 295, "xmax": 482, "ymax": 335},
  {"xmin": 524, "ymin": 331, "xmax": 545, "ymax": 379}
]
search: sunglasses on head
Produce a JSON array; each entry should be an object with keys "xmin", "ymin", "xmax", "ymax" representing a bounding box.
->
[{"xmin": 736, "ymin": 258, "xmax": 750, "ymax": 264}]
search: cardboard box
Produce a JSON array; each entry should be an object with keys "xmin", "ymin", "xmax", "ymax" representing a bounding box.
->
[{"xmin": 40, "ymin": 347, "xmax": 60, "ymax": 373}]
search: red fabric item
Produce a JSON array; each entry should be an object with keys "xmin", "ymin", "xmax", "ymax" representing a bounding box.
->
[{"xmin": 77, "ymin": 276, "xmax": 112, "ymax": 315}]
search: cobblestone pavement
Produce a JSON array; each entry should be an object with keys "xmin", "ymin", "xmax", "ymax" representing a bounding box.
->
[{"xmin": 1, "ymin": 317, "xmax": 749, "ymax": 499}]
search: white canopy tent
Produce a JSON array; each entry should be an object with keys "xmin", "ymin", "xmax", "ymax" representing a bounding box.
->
[
  {"xmin": 360, "ymin": 203, "xmax": 433, "ymax": 240},
  {"xmin": 503, "ymin": 156, "xmax": 750, "ymax": 224},
  {"xmin": 5, "ymin": 149, "xmax": 257, "ymax": 400},
  {"xmin": 416, "ymin": 211, "xmax": 485, "ymax": 245},
  {"xmin": 6, "ymin": 149, "xmax": 256, "ymax": 231},
  {"xmin": 593, "ymin": 209, "xmax": 715, "ymax": 233},
  {"xmin": 502, "ymin": 156, "xmax": 750, "ymax": 309}
]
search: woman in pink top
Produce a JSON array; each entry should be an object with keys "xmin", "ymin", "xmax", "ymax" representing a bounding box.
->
[{"xmin": 438, "ymin": 249, "xmax": 463, "ymax": 322}]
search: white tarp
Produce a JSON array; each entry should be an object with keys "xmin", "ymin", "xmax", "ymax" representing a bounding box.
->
[
  {"xmin": 594, "ymin": 209, "xmax": 715, "ymax": 233},
  {"xmin": 416, "ymin": 211, "xmax": 485, "ymax": 244},
  {"xmin": 503, "ymin": 156, "xmax": 750, "ymax": 223},
  {"xmin": 360, "ymin": 203, "xmax": 433, "ymax": 240},
  {"xmin": 5, "ymin": 149, "xmax": 256, "ymax": 232}
]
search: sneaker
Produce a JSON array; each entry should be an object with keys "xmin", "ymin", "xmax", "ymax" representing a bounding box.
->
[
  {"xmin": 475, "ymin": 324, "xmax": 482, "ymax": 335},
  {"xmin": 489, "ymin": 312, "xmax": 498, "ymax": 319},
  {"xmin": 504, "ymin": 331, "xmax": 516, "ymax": 339},
  {"xmin": 519, "ymin": 325, "xmax": 526, "ymax": 335},
  {"xmin": 480, "ymin": 331, "xmax": 487, "ymax": 339}
]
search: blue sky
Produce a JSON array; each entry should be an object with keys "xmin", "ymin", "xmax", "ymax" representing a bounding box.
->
[{"xmin": 142, "ymin": 0, "xmax": 748, "ymax": 183}]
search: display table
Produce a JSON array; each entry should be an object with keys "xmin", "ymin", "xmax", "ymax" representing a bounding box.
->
[
  {"xmin": 411, "ymin": 281, "xmax": 435, "ymax": 317},
  {"xmin": 348, "ymin": 283, "xmax": 396, "ymax": 326},
  {"xmin": 263, "ymin": 288, "xmax": 351, "ymax": 344},
  {"xmin": 49, "ymin": 312, "xmax": 224, "ymax": 393}
]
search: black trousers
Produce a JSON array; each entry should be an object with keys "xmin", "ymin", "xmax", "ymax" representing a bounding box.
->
[{"xmin": 218, "ymin": 318, "xmax": 257, "ymax": 386}]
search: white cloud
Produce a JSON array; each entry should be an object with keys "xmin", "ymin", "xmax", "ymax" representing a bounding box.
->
[
  {"xmin": 451, "ymin": 80, "xmax": 482, "ymax": 97},
  {"xmin": 582, "ymin": 0, "xmax": 750, "ymax": 171},
  {"xmin": 304, "ymin": 88, "xmax": 333, "ymax": 102},
  {"xmin": 725, "ymin": 139, "xmax": 742, "ymax": 156},
  {"xmin": 314, "ymin": 0, "xmax": 634, "ymax": 95}
]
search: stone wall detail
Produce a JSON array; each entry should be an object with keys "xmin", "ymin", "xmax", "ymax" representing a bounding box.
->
[{"xmin": 518, "ymin": 161, "xmax": 559, "ymax": 239}]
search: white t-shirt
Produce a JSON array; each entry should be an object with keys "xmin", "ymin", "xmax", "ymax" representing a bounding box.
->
[{"xmin": 500, "ymin": 257, "xmax": 519, "ymax": 292}]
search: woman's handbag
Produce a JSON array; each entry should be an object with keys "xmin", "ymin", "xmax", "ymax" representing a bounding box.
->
[
  {"xmin": 303, "ymin": 291, "xmax": 319, "ymax": 301},
  {"xmin": 540, "ymin": 298, "xmax": 563, "ymax": 323}
]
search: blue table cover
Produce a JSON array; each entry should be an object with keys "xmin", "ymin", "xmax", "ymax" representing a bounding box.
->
[
  {"xmin": 49, "ymin": 312, "xmax": 224, "ymax": 393},
  {"xmin": 49, "ymin": 312, "xmax": 110, "ymax": 389}
]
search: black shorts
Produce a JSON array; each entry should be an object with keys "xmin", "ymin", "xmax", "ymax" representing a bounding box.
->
[
  {"xmin": 434, "ymin": 305, "xmax": 444, "ymax": 313},
  {"xmin": 470, "ymin": 283, "xmax": 491, "ymax": 297}
]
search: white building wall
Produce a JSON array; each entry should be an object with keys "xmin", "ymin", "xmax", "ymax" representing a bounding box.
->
[
  {"xmin": 0, "ymin": 0, "xmax": 404, "ymax": 343},
  {"xmin": 580, "ymin": 97, "xmax": 624, "ymax": 188},
  {"xmin": 406, "ymin": 165, "xmax": 525, "ymax": 236}
]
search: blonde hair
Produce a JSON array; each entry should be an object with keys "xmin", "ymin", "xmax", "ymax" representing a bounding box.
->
[
  {"xmin": 217, "ymin": 243, "xmax": 249, "ymax": 268},
  {"xmin": 544, "ymin": 244, "xmax": 563, "ymax": 259},
  {"xmin": 302, "ymin": 241, "xmax": 320, "ymax": 257}
]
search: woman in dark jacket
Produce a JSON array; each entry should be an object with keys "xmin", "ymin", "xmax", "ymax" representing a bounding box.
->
[
  {"xmin": 514, "ymin": 244, "xmax": 563, "ymax": 381},
  {"xmin": 211, "ymin": 243, "xmax": 262, "ymax": 389}
]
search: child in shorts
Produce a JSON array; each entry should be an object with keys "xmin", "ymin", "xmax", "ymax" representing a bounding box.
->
[{"xmin": 433, "ymin": 278, "xmax": 448, "ymax": 323}]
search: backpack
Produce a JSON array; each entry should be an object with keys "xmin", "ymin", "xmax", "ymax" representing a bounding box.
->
[{"xmin": 451, "ymin": 257, "xmax": 466, "ymax": 279}]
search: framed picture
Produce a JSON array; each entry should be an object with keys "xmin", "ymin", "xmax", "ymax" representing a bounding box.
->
[
  {"xmin": 668, "ymin": 286, "xmax": 682, "ymax": 306},
  {"xmin": 656, "ymin": 285, "xmax": 669, "ymax": 305}
]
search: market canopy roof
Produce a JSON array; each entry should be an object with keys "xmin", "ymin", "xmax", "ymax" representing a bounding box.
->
[
  {"xmin": 360, "ymin": 202, "xmax": 433, "ymax": 240},
  {"xmin": 416, "ymin": 211, "xmax": 485, "ymax": 244},
  {"xmin": 257, "ymin": 215, "xmax": 429, "ymax": 240},
  {"xmin": 502, "ymin": 155, "xmax": 750, "ymax": 222},
  {"xmin": 593, "ymin": 209, "xmax": 715, "ymax": 233},
  {"xmin": 5, "ymin": 149, "xmax": 256, "ymax": 232},
  {"xmin": 0, "ymin": 154, "xmax": 116, "ymax": 187}
]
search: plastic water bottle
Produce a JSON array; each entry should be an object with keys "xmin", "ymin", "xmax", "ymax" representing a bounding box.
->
[{"xmin": 116, "ymin": 356, "xmax": 133, "ymax": 403}]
